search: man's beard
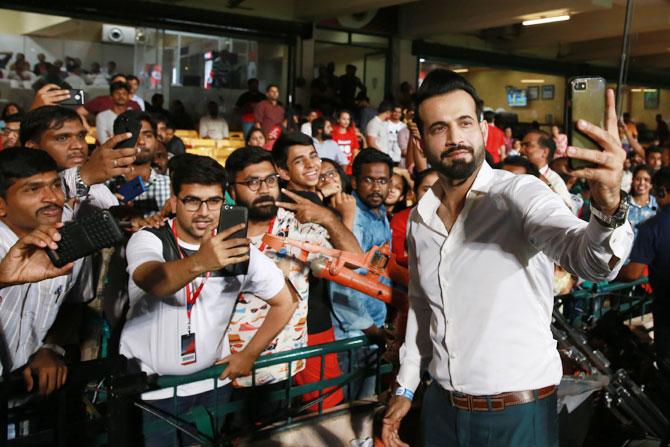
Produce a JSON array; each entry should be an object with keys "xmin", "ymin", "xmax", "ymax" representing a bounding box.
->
[
  {"xmin": 134, "ymin": 147, "xmax": 154, "ymax": 165},
  {"xmin": 428, "ymin": 144, "xmax": 480, "ymax": 180},
  {"xmin": 246, "ymin": 195, "xmax": 278, "ymax": 220}
]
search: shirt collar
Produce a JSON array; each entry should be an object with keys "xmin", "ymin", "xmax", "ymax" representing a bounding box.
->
[
  {"xmin": 539, "ymin": 164, "xmax": 550, "ymax": 176},
  {"xmin": 416, "ymin": 161, "xmax": 494, "ymax": 222},
  {"xmin": 353, "ymin": 191, "xmax": 386, "ymax": 220}
]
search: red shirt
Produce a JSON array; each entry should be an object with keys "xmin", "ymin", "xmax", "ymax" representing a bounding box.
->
[
  {"xmin": 84, "ymin": 95, "xmax": 140, "ymax": 114},
  {"xmin": 390, "ymin": 207, "xmax": 413, "ymax": 267},
  {"xmin": 485, "ymin": 124, "xmax": 504, "ymax": 164},
  {"xmin": 254, "ymin": 100, "xmax": 285, "ymax": 137},
  {"xmin": 331, "ymin": 125, "xmax": 359, "ymax": 172}
]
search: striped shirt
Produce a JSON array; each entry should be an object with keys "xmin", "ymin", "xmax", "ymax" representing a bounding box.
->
[{"xmin": 0, "ymin": 221, "xmax": 83, "ymax": 374}]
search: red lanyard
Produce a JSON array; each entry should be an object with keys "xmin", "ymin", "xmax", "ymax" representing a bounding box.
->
[
  {"xmin": 171, "ymin": 220, "xmax": 210, "ymax": 332},
  {"xmin": 257, "ymin": 217, "xmax": 276, "ymax": 252}
]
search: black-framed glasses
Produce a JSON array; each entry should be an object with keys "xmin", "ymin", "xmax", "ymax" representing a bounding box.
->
[
  {"xmin": 360, "ymin": 176, "xmax": 389, "ymax": 186},
  {"xmin": 319, "ymin": 169, "xmax": 338, "ymax": 183},
  {"xmin": 179, "ymin": 195, "xmax": 225, "ymax": 212},
  {"xmin": 235, "ymin": 174, "xmax": 279, "ymax": 192}
]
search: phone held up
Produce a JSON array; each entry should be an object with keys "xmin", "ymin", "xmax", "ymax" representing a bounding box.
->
[
  {"xmin": 567, "ymin": 77, "xmax": 606, "ymax": 170},
  {"xmin": 217, "ymin": 205, "xmax": 249, "ymax": 276},
  {"xmin": 59, "ymin": 89, "xmax": 85, "ymax": 106},
  {"xmin": 113, "ymin": 113, "xmax": 142, "ymax": 149}
]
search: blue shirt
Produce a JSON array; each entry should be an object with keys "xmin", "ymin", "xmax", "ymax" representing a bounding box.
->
[
  {"xmin": 629, "ymin": 205, "xmax": 670, "ymax": 325},
  {"xmin": 628, "ymin": 195, "xmax": 658, "ymax": 238},
  {"xmin": 330, "ymin": 192, "xmax": 392, "ymax": 339}
]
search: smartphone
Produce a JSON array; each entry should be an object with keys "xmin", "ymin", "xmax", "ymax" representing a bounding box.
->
[
  {"xmin": 113, "ymin": 113, "xmax": 141, "ymax": 149},
  {"xmin": 47, "ymin": 210, "xmax": 125, "ymax": 268},
  {"xmin": 217, "ymin": 205, "xmax": 249, "ymax": 276},
  {"xmin": 117, "ymin": 176, "xmax": 146, "ymax": 202},
  {"xmin": 568, "ymin": 77, "xmax": 606, "ymax": 170},
  {"xmin": 60, "ymin": 89, "xmax": 85, "ymax": 106}
]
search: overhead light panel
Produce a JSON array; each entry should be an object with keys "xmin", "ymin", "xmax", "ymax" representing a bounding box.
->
[
  {"xmin": 522, "ymin": 15, "xmax": 570, "ymax": 26},
  {"xmin": 453, "ymin": 68, "xmax": 469, "ymax": 73},
  {"xmin": 644, "ymin": 88, "xmax": 657, "ymax": 92},
  {"xmin": 419, "ymin": 58, "xmax": 426, "ymax": 63},
  {"xmin": 521, "ymin": 79, "xmax": 545, "ymax": 83},
  {"xmin": 630, "ymin": 88, "xmax": 642, "ymax": 92}
]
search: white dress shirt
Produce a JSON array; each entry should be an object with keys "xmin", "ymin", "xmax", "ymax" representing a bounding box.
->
[
  {"xmin": 397, "ymin": 162, "xmax": 633, "ymax": 396},
  {"xmin": 199, "ymin": 116, "xmax": 229, "ymax": 139}
]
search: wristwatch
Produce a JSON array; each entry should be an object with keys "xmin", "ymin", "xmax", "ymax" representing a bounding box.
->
[
  {"xmin": 41, "ymin": 343, "xmax": 66, "ymax": 357},
  {"xmin": 590, "ymin": 190, "xmax": 629, "ymax": 228},
  {"xmin": 74, "ymin": 167, "xmax": 90, "ymax": 198}
]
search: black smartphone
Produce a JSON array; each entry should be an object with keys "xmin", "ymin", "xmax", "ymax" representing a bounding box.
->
[
  {"xmin": 568, "ymin": 77, "xmax": 606, "ymax": 170},
  {"xmin": 47, "ymin": 210, "xmax": 125, "ymax": 268},
  {"xmin": 113, "ymin": 113, "xmax": 141, "ymax": 149},
  {"xmin": 60, "ymin": 89, "xmax": 85, "ymax": 106},
  {"xmin": 217, "ymin": 205, "xmax": 249, "ymax": 276}
]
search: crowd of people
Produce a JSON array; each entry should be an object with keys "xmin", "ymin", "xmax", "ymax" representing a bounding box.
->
[{"xmin": 0, "ymin": 52, "xmax": 669, "ymax": 447}]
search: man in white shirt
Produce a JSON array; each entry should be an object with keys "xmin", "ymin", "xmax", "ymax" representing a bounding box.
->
[
  {"xmin": 119, "ymin": 155, "xmax": 295, "ymax": 445},
  {"xmin": 96, "ymin": 82, "xmax": 133, "ymax": 144},
  {"xmin": 0, "ymin": 148, "xmax": 84, "ymax": 395},
  {"xmin": 386, "ymin": 105, "xmax": 408, "ymax": 166},
  {"xmin": 311, "ymin": 116, "xmax": 348, "ymax": 167},
  {"xmin": 300, "ymin": 109, "xmax": 318, "ymax": 137},
  {"xmin": 126, "ymin": 75, "xmax": 146, "ymax": 111},
  {"xmin": 199, "ymin": 100, "xmax": 229, "ymax": 139},
  {"xmin": 382, "ymin": 69, "xmax": 633, "ymax": 447},
  {"xmin": 521, "ymin": 129, "xmax": 576, "ymax": 213},
  {"xmin": 366, "ymin": 100, "xmax": 394, "ymax": 161}
]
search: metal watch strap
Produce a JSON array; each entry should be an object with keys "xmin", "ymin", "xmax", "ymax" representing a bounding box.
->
[
  {"xmin": 75, "ymin": 167, "xmax": 90, "ymax": 198},
  {"xmin": 590, "ymin": 190, "xmax": 629, "ymax": 228}
]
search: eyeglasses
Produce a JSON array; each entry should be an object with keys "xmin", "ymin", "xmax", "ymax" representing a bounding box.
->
[
  {"xmin": 319, "ymin": 170, "xmax": 338, "ymax": 183},
  {"xmin": 179, "ymin": 195, "xmax": 225, "ymax": 212},
  {"xmin": 360, "ymin": 176, "xmax": 389, "ymax": 186},
  {"xmin": 235, "ymin": 174, "xmax": 279, "ymax": 192}
]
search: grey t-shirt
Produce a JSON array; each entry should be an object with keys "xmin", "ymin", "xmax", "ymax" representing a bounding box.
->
[{"xmin": 366, "ymin": 116, "xmax": 390, "ymax": 157}]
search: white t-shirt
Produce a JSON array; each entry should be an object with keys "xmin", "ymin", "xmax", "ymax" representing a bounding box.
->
[
  {"xmin": 300, "ymin": 122, "xmax": 312, "ymax": 137},
  {"xmin": 366, "ymin": 116, "xmax": 390, "ymax": 158},
  {"xmin": 120, "ymin": 223, "xmax": 285, "ymax": 399},
  {"xmin": 386, "ymin": 120, "xmax": 406, "ymax": 163},
  {"xmin": 199, "ymin": 116, "xmax": 229, "ymax": 139},
  {"xmin": 96, "ymin": 109, "xmax": 118, "ymax": 144}
]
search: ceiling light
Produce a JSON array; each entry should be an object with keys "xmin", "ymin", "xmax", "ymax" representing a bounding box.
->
[
  {"xmin": 644, "ymin": 88, "xmax": 657, "ymax": 92},
  {"xmin": 419, "ymin": 58, "xmax": 426, "ymax": 63},
  {"xmin": 630, "ymin": 88, "xmax": 642, "ymax": 92},
  {"xmin": 521, "ymin": 79, "xmax": 545, "ymax": 83},
  {"xmin": 522, "ymin": 15, "xmax": 570, "ymax": 26},
  {"xmin": 453, "ymin": 68, "xmax": 469, "ymax": 73}
]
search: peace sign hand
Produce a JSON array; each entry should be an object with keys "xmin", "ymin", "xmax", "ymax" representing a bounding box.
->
[{"xmin": 275, "ymin": 188, "xmax": 336, "ymax": 226}]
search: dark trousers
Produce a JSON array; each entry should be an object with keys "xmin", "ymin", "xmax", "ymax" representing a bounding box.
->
[
  {"xmin": 421, "ymin": 381, "xmax": 559, "ymax": 447},
  {"xmin": 655, "ymin": 323, "xmax": 670, "ymax": 379}
]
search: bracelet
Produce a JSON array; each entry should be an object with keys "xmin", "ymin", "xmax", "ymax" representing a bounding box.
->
[
  {"xmin": 395, "ymin": 386, "xmax": 414, "ymax": 401},
  {"xmin": 41, "ymin": 343, "xmax": 66, "ymax": 357}
]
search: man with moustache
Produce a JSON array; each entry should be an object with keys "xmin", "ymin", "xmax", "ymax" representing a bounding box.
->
[
  {"xmin": 382, "ymin": 70, "xmax": 633, "ymax": 447},
  {"xmin": 108, "ymin": 111, "xmax": 171, "ymax": 217},
  {"xmin": 225, "ymin": 146, "xmax": 359, "ymax": 416},
  {"xmin": 0, "ymin": 148, "xmax": 86, "ymax": 395},
  {"xmin": 2, "ymin": 113, "xmax": 21, "ymax": 149},
  {"xmin": 329, "ymin": 148, "xmax": 394, "ymax": 398}
]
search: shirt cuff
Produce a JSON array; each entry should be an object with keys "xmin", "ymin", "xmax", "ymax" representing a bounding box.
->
[
  {"xmin": 586, "ymin": 216, "xmax": 634, "ymax": 261},
  {"xmin": 396, "ymin": 355, "xmax": 421, "ymax": 392}
]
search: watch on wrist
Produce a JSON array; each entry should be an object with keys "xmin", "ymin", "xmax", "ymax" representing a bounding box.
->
[
  {"xmin": 41, "ymin": 343, "xmax": 66, "ymax": 357},
  {"xmin": 590, "ymin": 190, "xmax": 629, "ymax": 228},
  {"xmin": 75, "ymin": 167, "xmax": 90, "ymax": 198}
]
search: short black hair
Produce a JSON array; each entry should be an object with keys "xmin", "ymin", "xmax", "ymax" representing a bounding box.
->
[
  {"xmin": 311, "ymin": 116, "xmax": 330, "ymax": 137},
  {"xmin": 526, "ymin": 129, "xmax": 557, "ymax": 160},
  {"xmin": 20, "ymin": 106, "xmax": 82, "ymax": 145},
  {"xmin": 320, "ymin": 157, "xmax": 351, "ymax": 193},
  {"xmin": 647, "ymin": 145, "xmax": 664, "ymax": 156},
  {"xmin": 225, "ymin": 146, "xmax": 274, "ymax": 183},
  {"xmin": 4, "ymin": 113, "xmax": 23, "ymax": 124},
  {"xmin": 272, "ymin": 131, "xmax": 314, "ymax": 169},
  {"xmin": 1, "ymin": 103, "xmax": 22, "ymax": 120},
  {"xmin": 109, "ymin": 81, "xmax": 130, "ymax": 95},
  {"xmin": 352, "ymin": 148, "xmax": 394, "ymax": 179},
  {"xmin": 245, "ymin": 128, "xmax": 265, "ymax": 145},
  {"xmin": 0, "ymin": 147, "xmax": 58, "ymax": 197},
  {"xmin": 415, "ymin": 69, "xmax": 484, "ymax": 134},
  {"xmin": 110, "ymin": 73, "xmax": 126, "ymax": 83},
  {"xmin": 500, "ymin": 155, "xmax": 540, "ymax": 177},
  {"xmin": 632, "ymin": 164, "xmax": 654, "ymax": 179},
  {"xmin": 126, "ymin": 74, "xmax": 139, "ymax": 83},
  {"xmin": 170, "ymin": 154, "xmax": 227, "ymax": 196},
  {"xmin": 337, "ymin": 109, "xmax": 352, "ymax": 119},
  {"xmin": 378, "ymin": 100, "xmax": 395, "ymax": 115},
  {"xmin": 413, "ymin": 168, "xmax": 437, "ymax": 195}
]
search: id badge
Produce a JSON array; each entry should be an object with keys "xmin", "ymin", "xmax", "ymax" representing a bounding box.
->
[{"xmin": 180, "ymin": 333, "xmax": 197, "ymax": 365}]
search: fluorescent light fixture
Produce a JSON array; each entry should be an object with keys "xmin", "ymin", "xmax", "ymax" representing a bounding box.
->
[
  {"xmin": 521, "ymin": 79, "xmax": 545, "ymax": 83},
  {"xmin": 453, "ymin": 68, "xmax": 469, "ymax": 73},
  {"xmin": 644, "ymin": 88, "xmax": 657, "ymax": 92},
  {"xmin": 630, "ymin": 88, "xmax": 642, "ymax": 92},
  {"xmin": 419, "ymin": 58, "xmax": 426, "ymax": 63},
  {"xmin": 522, "ymin": 15, "xmax": 570, "ymax": 26}
]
